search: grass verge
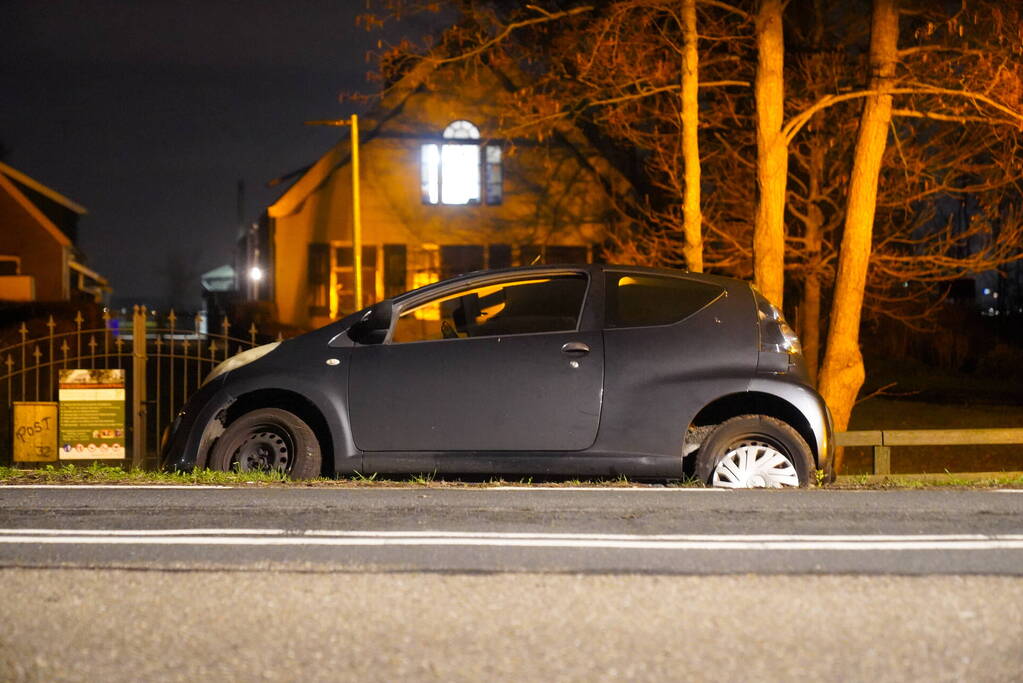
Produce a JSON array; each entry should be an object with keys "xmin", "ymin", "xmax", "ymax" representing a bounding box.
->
[
  {"xmin": 832, "ymin": 471, "xmax": 1023, "ymax": 488},
  {"xmin": 0, "ymin": 463, "xmax": 1020, "ymax": 488}
]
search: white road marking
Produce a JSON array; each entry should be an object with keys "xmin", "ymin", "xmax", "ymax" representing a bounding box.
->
[{"xmin": 1, "ymin": 529, "xmax": 1022, "ymax": 551}]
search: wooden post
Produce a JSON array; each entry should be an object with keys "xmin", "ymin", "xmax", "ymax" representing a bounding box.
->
[
  {"xmin": 873, "ymin": 445, "xmax": 891, "ymax": 476},
  {"xmin": 131, "ymin": 305, "xmax": 148, "ymax": 469}
]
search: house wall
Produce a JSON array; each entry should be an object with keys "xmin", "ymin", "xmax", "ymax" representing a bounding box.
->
[
  {"xmin": 0, "ymin": 184, "xmax": 69, "ymax": 301},
  {"xmin": 271, "ymin": 67, "xmax": 619, "ymax": 328}
]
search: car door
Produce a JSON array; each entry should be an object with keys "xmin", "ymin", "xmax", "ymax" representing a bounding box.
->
[{"xmin": 347, "ymin": 272, "xmax": 603, "ymax": 453}]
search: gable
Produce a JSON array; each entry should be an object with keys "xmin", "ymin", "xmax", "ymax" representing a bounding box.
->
[
  {"xmin": 0, "ymin": 162, "xmax": 85, "ymax": 244},
  {"xmin": 268, "ymin": 58, "xmax": 629, "ymax": 221},
  {"xmin": 0, "ymin": 172, "xmax": 73, "ymax": 249}
]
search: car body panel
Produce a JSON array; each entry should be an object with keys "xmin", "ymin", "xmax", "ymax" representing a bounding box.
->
[
  {"xmin": 590, "ymin": 272, "xmax": 756, "ymax": 471},
  {"xmin": 351, "ymin": 329, "xmax": 604, "ymax": 452}
]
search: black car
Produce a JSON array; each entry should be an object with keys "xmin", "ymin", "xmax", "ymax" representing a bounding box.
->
[{"xmin": 162, "ymin": 265, "xmax": 834, "ymax": 487}]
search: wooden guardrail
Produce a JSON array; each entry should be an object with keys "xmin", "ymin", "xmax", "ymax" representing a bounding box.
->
[{"xmin": 836, "ymin": 429, "xmax": 1023, "ymax": 475}]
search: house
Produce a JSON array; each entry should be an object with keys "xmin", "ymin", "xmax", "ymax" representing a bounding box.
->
[
  {"xmin": 0, "ymin": 162, "xmax": 109, "ymax": 303},
  {"xmin": 249, "ymin": 58, "xmax": 628, "ymax": 329}
]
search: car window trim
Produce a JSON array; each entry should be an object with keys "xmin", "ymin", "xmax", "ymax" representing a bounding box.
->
[{"xmin": 387, "ymin": 269, "xmax": 591, "ymax": 345}]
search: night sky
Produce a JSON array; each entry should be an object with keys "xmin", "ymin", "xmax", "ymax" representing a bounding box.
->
[{"xmin": 1, "ymin": 1, "xmax": 443, "ymax": 308}]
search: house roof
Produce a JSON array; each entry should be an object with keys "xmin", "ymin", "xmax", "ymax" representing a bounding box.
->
[
  {"xmin": 0, "ymin": 162, "xmax": 88, "ymax": 216},
  {"xmin": 201, "ymin": 264, "xmax": 236, "ymax": 292},
  {"xmin": 267, "ymin": 55, "xmax": 631, "ymax": 219},
  {"xmin": 0, "ymin": 171, "xmax": 73, "ymax": 248}
]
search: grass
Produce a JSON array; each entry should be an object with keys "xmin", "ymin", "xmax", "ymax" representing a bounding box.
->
[
  {"xmin": 0, "ymin": 463, "xmax": 305, "ymax": 486},
  {"xmin": 0, "ymin": 462, "xmax": 1019, "ymax": 489},
  {"xmin": 832, "ymin": 471, "xmax": 1023, "ymax": 488},
  {"xmin": 0, "ymin": 463, "xmax": 685, "ymax": 488}
]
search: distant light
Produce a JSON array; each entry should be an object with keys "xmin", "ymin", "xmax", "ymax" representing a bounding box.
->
[
  {"xmin": 983, "ymin": 288, "xmax": 991, "ymax": 295},
  {"xmin": 248, "ymin": 266, "xmax": 263, "ymax": 282},
  {"xmin": 992, "ymin": 292, "xmax": 999, "ymax": 299}
]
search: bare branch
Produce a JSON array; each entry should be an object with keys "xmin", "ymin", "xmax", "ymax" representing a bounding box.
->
[
  {"xmin": 427, "ymin": 5, "xmax": 594, "ymax": 66},
  {"xmin": 784, "ymin": 86, "xmax": 1023, "ymax": 144}
]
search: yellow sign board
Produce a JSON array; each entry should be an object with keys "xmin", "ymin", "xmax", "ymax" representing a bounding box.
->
[{"xmin": 12, "ymin": 402, "xmax": 59, "ymax": 462}]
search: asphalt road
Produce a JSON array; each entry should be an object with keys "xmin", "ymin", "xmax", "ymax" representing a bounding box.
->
[
  {"xmin": 1, "ymin": 486, "xmax": 1021, "ymax": 682},
  {"xmin": 0, "ymin": 486, "xmax": 1021, "ymax": 574}
]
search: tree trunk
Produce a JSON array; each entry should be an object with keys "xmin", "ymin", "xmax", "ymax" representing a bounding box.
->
[
  {"xmin": 800, "ymin": 249, "xmax": 822, "ymax": 383},
  {"xmin": 754, "ymin": 0, "xmax": 787, "ymax": 306},
  {"xmin": 681, "ymin": 0, "xmax": 703, "ymax": 272},
  {"xmin": 799, "ymin": 141, "xmax": 826, "ymax": 384},
  {"xmin": 818, "ymin": 0, "xmax": 899, "ymax": 472},
  {"xmin": 799, "ymin": 0, "xmax": 826, "ymax": 386}
]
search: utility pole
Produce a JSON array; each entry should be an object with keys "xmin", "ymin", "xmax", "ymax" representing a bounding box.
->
[{"xmin": 304, "ymin": 115, "xmax": 364, "ymax": 311}]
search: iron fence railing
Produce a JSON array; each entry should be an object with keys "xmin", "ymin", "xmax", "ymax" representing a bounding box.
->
[{"xmin": 1, "ymin": 307, "xmax": 275, "ymax": 469}]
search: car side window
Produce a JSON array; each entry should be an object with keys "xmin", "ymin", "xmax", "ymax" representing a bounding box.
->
[
  {"xmin": 392, "ymin": 274, "xmax": 588, "ymax": 343},
  {"xmin": 605, "ymin": 273, "xmax": 723, "ymax": 328}
]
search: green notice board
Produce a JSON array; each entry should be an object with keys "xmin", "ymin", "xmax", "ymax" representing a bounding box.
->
[{"xmin": 58, "ymin": 369, "xmax": 126, "ymax": 460}]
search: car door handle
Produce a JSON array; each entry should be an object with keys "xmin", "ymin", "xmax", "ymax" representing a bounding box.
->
[{"xmin": 561, "ymin": 342, "xmax": 590, "ymax": 356}]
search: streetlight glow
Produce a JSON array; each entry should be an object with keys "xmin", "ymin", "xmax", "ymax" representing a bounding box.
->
[{"xmin": 249, "ymin": 266, "xmax": 263, "ymax": 282}]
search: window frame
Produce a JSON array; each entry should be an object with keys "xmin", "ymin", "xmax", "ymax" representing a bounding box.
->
[
  {"xmin": 420, "ymin": 120, "xmax": 503, "ymax": 207},
  {"xmin": 603, "ymin": 270, "xmax": 725, "ymax": 330},
  {"xmin": 388, "ymin": 269, "xmax": 592, "ymax": 346}
]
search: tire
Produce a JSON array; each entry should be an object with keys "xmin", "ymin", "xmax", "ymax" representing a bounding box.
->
[
  {"xmin": 696, "ymin": 415, "xmax": 814, "ymax": 488},
  {"xmin": 207, "ymin": 408, "xmax": 322, "ymax": 479}
]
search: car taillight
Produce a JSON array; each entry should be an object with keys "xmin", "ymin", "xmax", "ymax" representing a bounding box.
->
[{"xmin": 754, "ymin": 290, "xmax": 802, "ymax": 356}]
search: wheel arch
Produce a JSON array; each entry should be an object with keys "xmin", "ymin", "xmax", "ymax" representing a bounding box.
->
[
  {"xmin": 688, "ymin": 391, "xmax": 820, "ymax": 466},
  {"xmin": 207, "ymin": 388, "xmax": 336, "ymax": 477}
]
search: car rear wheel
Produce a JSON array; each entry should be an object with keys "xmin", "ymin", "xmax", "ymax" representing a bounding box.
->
[
  {"xmin": 696, "ymin": 415, "xmax": 813, "ymax": 488},
  {"xmin": 208, "ymin": 408, "xmax": 322, "ymax": 479}
]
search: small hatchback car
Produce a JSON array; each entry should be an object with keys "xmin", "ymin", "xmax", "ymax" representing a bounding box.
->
[{"xmin": 162, "ymin": 265, "xmax": 833, "ymax": 487}]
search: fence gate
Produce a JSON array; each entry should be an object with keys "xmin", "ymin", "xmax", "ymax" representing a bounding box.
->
[{"xmin": 1, "ymin": 307, "xmax": 269, "ymax": 469}]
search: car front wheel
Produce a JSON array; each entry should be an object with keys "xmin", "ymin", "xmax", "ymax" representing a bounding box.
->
[
  {"xmin": 696, "ymin": 415, "xmax": 813, "ymax": 488},
  {"xmin": 207, "ymin": 408, "xmax": 322, "ymax": 479}
]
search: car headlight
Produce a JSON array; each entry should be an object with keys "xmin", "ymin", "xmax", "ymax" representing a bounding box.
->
[{"xmin": 202, "ymin": 342, "xmax": 281, "ymax": 387}]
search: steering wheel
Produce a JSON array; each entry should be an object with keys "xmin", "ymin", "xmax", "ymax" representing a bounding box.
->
[{"xmin": 441, "ymin": 320, "xmax": 459, "ymax": 339}]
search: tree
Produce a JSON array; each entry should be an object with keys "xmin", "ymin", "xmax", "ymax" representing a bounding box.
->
[
  {"xmin": 681, "ymin": 0, "xmax": 704, "ymax": 272},
  {"xmin": 753, "ymin": 0, "xmax": 788, "ymax": 306},
  {"xmin": 817, "ymin": 0, "xmax": 898, "ymax": 449}
]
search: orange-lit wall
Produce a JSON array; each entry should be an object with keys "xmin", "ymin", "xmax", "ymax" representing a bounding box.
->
[{"xmin": 0, "ymin": 183, "xmax": 69, "ymax": 301}]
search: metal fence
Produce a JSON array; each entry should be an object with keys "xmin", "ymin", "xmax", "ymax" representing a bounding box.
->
[{"xmin": 1, "ymin": 307, "xmax": 271, "ymax": 469}]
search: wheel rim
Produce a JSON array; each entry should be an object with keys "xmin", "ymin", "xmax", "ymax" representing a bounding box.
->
[
  {"xmin": 711, "ymin": 439, "xmax": 799, "ymax": 488},
  {"xmin": 232, "ymin": 427, "xmax": 293, "ymax": 472}
]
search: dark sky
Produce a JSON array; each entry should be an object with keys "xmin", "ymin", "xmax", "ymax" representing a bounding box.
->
[{"xmin": 1, "ymin": 1, "xmax": 444, "ymax": 308}]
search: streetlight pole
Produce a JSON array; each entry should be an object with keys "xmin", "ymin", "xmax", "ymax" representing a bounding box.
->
[
  {"xmin": 305, "ymin": 115, "xmax": 363, "ymax": 311},
  {"xmin": 350, "ymin": 115, "xmax": 363, "ymax": 311}
]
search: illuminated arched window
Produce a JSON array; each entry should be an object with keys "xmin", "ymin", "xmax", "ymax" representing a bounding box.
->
[{"xmin": 421, "ymin": 120, "xmax": 502, "ymax": 206}]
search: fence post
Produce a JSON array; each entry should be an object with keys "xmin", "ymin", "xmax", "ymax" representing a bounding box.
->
[
  {"xmin": 873, "ymin": 445, "xmax": 891, "ymax": 476},
  {"xmin": 131, "ymin": 305, "xmax": 148, "ymax": 469}
]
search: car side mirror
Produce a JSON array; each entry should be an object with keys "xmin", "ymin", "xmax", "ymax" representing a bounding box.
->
[{"xmin": 347, "ymin": 300, "xmax": 394, "ymax": 345}]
